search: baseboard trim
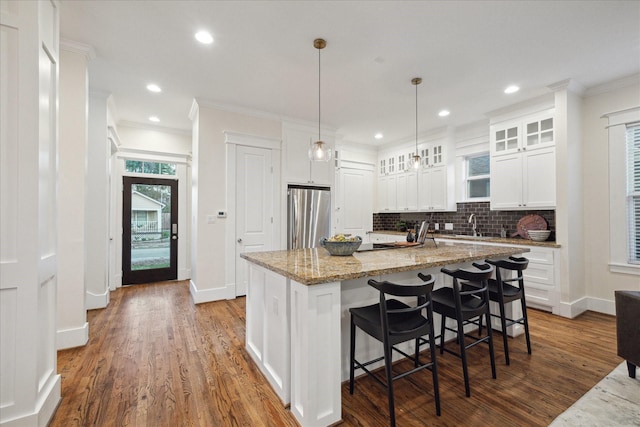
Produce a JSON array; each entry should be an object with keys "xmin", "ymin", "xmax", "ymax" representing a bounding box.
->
[
  {"xmin": 558, "ymin": 296, "xmax": 616, "ymax": 318},
  {"xmin": 189, "ymin": 280, "xmax": 235, "ymax": 304},
  {"xmin": 56, "ymin": 322, "xmax": 89, "ymax": 350},
  {"xmin": 0, "ymin": 374, "xmax": 61, "ymax": 427},
  {"xmin": 86, "ymin": 289, "xmax": 109, "ymax": 310}
]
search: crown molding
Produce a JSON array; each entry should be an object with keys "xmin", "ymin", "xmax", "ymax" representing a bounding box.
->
[
  {"xmin": 585, "ymin": 73, "xmax": 640, "ymax": 98},
  {"xmin": 60, "ymin": 38, "xmax": 96, "ymax": 60}
]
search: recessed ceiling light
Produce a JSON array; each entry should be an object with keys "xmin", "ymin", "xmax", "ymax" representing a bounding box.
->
[
  {"xmin": 438, "ymin": 110, "xmax": 450, "ymax": 117},
  {"xmin": 195, "ymin": 30, "xmax": 214, "ymax": 44},
  {"xmin": 374, "ymin": 133, "xmax": 383, "ymax": 139},
  {"xmin": 149, "ymin": 116, "xmax": 160, "ymax": 123},
  {"xmin": 504, "ymin": 85, "xmax": 520, "ymax": 94},
  {"xmin": 146, "ymin": 83, "xmax": 162, "ymax": 93}
]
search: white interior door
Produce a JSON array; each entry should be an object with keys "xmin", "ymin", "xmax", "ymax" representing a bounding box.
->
[{"xmin": 236, "ymin": 145, "xmax": 274, "ymax": 296}]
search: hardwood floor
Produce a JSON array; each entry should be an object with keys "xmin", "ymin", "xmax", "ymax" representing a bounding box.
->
[{"xmin": 51, "ymin": 280, "xmax": 620, "ymax": 427}]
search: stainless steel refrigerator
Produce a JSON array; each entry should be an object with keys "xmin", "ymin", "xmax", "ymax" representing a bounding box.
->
[{"xmin": 287, "ymin": 185, "xmax": 331, "ymax": 249}]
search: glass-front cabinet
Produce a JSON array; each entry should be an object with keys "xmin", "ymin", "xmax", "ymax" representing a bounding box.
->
[
  {"xmin": 491, "ymin": 111, "xmax": 554, "ymax": 156},
  {"xmin": 376, "ymin": 136, "xmax": 453, "ymax": 212}
]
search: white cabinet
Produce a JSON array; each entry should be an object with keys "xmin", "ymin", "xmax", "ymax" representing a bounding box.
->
[
  {"xmin": 377, "ymin": 174, "xmax": 397, "ymax": 211},
  {"xmin": 418, "ymin": 166, "xmax": 448, "ymax": 211},
  {"xmin": 335, "ymin": 165, "xmax": 374, "ymax": 238},
  {"xmin": 420, "ymin": 142, "xmax": 445, "ymax": 168},
  {"xmin": 377, "ymin": 135, "xmax": 453, "ymax": 212},
  {"xmin": 368, "ymin": 232, "xmax": 406, "ymax": 244},
  {"xmin": 434, "ymin": 237, "xmax": 560, "ymax": 315},
  {"xmin": 490, "ymin": 111, "xmax": 556, "ymax": 210},
  {"xmin": 283, "ymin": 123, "xmax": 334, "ymax": 186},
  {"xmin": 521, "ymin": 246, "xmax": 559, "ymax": 314},
  {"xmin": 396, "ymin": 171, "xmax": 418, "ymax": 211}
]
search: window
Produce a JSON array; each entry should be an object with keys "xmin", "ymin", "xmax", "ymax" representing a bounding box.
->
[
  {"xmin": 605, "ymin": 106, "xmax": 640, "ymax": 275},
  {"xmin": 626, "ymin": 124, "xmax": 640, "ymax": 264},
  {"xmin": 125, "ymin": 160, "xmax": 176, "ymax": 175},
  {"xmin": 466, "ymin": 154, "xmax": 490, "ymax": 199}
]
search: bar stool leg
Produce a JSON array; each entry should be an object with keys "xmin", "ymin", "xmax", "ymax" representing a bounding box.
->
[{"xmin": 349, "ymin": 316, "xmax": 356, "ymax": 394}]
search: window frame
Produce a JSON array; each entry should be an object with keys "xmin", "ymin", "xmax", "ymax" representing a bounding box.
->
[
  {"xmin": 605, "ymin": 107, "xmax": 640, "ymax": 275},
  {"xmin": 464, "ymin": 152, "xmax": 491, "ymax": 201},
  {"xmin": 625, "ymin": 123, "xmax": 640, "ymax": 264}
]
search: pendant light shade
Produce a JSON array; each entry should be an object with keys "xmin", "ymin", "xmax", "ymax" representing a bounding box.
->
[
  {"xmin": 309, "ymin": 38, "xmax": 332, "ymax": 162},
  {"xmin": 412, "ymin": 77, "xmax": 422, "ymax": 169}
]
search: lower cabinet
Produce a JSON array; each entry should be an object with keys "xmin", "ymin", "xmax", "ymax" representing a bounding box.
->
[
  {"xmin": 435, "ymin": 238, "xmax": 560, "ymax": 314},
  {"xmin": 521, "ymin": 246, "xmax": 559, "ymax": 314},
  {"xmin": 367, "ymin": 232, "xmax": 407, "ymax": 244}
]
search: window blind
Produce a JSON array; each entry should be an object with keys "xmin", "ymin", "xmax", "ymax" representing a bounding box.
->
[{"xmin": 626, "ymin": 123, "xmax": 640, "ymax": 263}]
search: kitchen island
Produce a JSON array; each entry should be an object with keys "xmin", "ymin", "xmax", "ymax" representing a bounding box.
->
[{"xmin": 240, "ymin": 241, "xmax": 529, "ymax": 427}]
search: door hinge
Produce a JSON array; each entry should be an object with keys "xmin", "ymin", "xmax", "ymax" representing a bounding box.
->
[
  {"xmin": 271, "ymin": 217, "xmax": 273, "ymax": 223},
  {"xmin": 270, "ymin": 166, "xmax": 274, "ymax": 173}
]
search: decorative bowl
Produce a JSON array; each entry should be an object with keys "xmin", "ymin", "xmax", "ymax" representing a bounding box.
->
[
  {"xmin": 527, "ymin": 230, "xmax": 551, "ymax": 241},
  {"xmin": 320, "ymin": 236, "xmax": 362, "ymax": 256}
]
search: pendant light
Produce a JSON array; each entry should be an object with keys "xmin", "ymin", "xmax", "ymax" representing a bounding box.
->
[
  {"xmin": 411, "ymin": 77, "xmax": 422, "ymax": 169},
  {"xmin": 309, "ymin": 38, "xmax": 332, "ymax": 162}
]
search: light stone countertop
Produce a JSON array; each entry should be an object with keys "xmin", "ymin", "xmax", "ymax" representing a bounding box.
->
[
  {"xmin": 240, "ymin": 241, "xmax": 530, "ymax": 285},
  {"xmin": 372, "ymin": 230, "xmax": 560, "ymax": 248}
]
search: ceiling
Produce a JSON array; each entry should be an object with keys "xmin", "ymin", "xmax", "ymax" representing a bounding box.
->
[{"xmin": 59, "ymin": 0, "xmax": 640, "ymax": 145}]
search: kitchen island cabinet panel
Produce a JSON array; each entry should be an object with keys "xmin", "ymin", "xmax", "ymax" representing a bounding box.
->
[
  {"xmin": 242, "ymin": 242, "xmax": 528, "ymax": 427},
  {"xmin": 246, "ymin": 264, "xmax": 290, "ymax": 404}
]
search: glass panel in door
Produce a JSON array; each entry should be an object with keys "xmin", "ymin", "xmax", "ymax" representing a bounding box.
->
[{"xmin": 123, "ymin": 176, "xmax": 178, "ymax": 284}]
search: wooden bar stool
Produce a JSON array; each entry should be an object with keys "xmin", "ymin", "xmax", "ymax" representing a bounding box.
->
[
  {"xmin": 422, "ymin": 264, "xmax": 496, "ymax": 397},
  {"xmin": 349, "ymin": 275, "xmax": 441, "ymax": 427},
  {"xmin": 480, "ymin": 256, "xmax": 532, "ymax": 365}
]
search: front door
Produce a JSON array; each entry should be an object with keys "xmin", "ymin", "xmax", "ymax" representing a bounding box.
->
[
  {"xmin": 236, "ymin": 145, "xmax": 274, "ymax": 296},
  {"xmin": 122, "ymin": 177, "xmax": 178, "ymax": 285}
]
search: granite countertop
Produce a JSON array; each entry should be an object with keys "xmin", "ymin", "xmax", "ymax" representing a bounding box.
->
[
  {"xmin": 240, "ymin": 241, "xmax": 530, "ymax": 285},
  {"xmin": 371, "ymin": 230, "xmax": 560, "ymax": 248}
]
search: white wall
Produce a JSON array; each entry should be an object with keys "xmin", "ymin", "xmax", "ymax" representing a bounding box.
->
[
  {"xmin": 189, "ymin": 102, "xmax": 281, "ymax": 303},
  {"xmin": 117, "ymin": 124, "xmax": 191, "ymax": 155},
  {"xmin": 85, "ymin": 92, "xmax": 111, "ymax": 309},
  {"xmin": 582, "ymin": 76, "xmax": 640, "ymax": 314},
  {"xmin": 57, "ymin": 45, "xmax": 90, "ymax": 349},
  {"xmin": 0, "ymin": 1, "xmax": 61, "ymax": 424},
  {"xmin": 552, "ymin": 80, "xmax": 586, "ymax": 317}
]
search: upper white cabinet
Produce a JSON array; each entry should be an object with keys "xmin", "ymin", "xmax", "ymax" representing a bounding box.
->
[
  {"xmin": 420, "ymin": 142, "xmax": 445, "ymax": 168},
  {"xmin": 377, "ymin": 134, "xmax": 454, "ymax": 212},
  {"xmin": 490, "ymin": 110, "xmax": 556, "ymax": 210},
  {"xmin": 283, "ymin": 122, "xmax": 334, "ymax": 186},
  {"xmin": 418, "ymin": 166, "xmax": 448, "ymax": 211}
]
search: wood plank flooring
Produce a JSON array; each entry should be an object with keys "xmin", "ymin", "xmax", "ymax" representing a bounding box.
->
[{"xmin": 51, "ymin": 280, "xmax": 620, "ymax": 427}]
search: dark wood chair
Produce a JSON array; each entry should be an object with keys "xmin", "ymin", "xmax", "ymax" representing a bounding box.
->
[
  {"xmin": 349, "ymin": 275, "xmax": 441, "ymax": 427},
  {"xmin": 424, "ymin": 264, "xmax": 496, "ymax": 397},
  {"xmin": 478, "ymin": 256, "xmax": 532, "ymax": 365}
]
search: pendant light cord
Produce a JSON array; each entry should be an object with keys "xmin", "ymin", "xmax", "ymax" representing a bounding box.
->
[
  {"xmin": 415, "ymin": 82, "xmax": 418, "ymax": 154},
  {"xmin": 318, "ymin": 45, "xmax": 321, "ymax": 142}
]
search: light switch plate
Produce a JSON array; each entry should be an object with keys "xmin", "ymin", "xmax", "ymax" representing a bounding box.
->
[
  {"xmin": 434, "ymin": 223, "xmax": 439, "ymax": 230},
  {"xmin": 445, "ymin": 223, "xmax": 453, "ymax": 230}
]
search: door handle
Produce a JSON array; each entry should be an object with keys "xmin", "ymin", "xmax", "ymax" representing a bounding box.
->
[
  {"xmin": 237, "ymin": 238, "xmax": 243, "ymax": 243},
  {"xmin": 172, "ymin": 235, "xmax": 178, "ymax": 240}
]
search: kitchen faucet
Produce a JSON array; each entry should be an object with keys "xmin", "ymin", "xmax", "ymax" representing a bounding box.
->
[{"xmin": 468, "ymin": 214, "xmax": 480, "ymax": 237}]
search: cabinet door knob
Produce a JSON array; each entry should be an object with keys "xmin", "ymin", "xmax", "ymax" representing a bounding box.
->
[{"xmin": 237, "ymin": 238, "xmax": 243, "ymax": 243}]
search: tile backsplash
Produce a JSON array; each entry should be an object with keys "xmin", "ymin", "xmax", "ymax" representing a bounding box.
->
[{"xmin": 373, "ymin": 202, "xmax": 555, "ymax": 239}]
